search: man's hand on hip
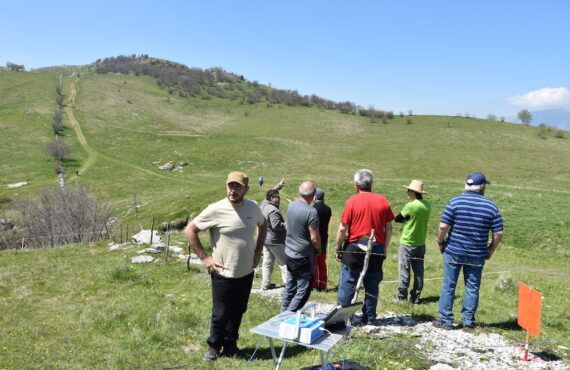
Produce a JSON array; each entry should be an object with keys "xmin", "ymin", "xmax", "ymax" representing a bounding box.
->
[{"xmin": 202, "ymin": 257, "xmax": 224, "ymax": 274}]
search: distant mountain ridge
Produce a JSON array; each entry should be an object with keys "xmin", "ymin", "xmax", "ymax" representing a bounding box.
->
[{"xmin": 529, "ymin": 109, "xmax": 570, "ymax": 130}]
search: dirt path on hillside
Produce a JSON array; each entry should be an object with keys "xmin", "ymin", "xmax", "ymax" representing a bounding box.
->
[
  {"xmin": 66, "ymin": 79, "xmax": 97, "ymax": 181},
  {"xmin": 65, "ymin": 80, "xmax": 192, "ymax": 184}
]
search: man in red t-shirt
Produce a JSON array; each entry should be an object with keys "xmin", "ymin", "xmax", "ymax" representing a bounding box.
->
[{"xmin": 335, "ymin": 169, "xmax": 394, "ymax": 324}]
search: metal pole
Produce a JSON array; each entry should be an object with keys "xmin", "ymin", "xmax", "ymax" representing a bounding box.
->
[{"xmin": 523, "ymin": 331, "xmax": 530, "ymax": 361}]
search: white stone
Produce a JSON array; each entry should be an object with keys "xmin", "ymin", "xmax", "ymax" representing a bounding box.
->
[
  {"xmin": 7, "ymin": 182, "xmax": 28, "ymax": 189},
  {"xmin": 132, "ymin": 230, "xmax": 164, "ymax": 248},
  {"xmin": 136, "ymin": 248, "xmax": 161, "ymax": 254},
  {"xmin": 159, "ymin": 161, "xmax": 174, "ymax": 171},
  {"xmin": 131, "ymin": 255, "xmax": 154, "ymax": 263},
  {"xmin": 168, "ymin": 246, "xmax": 183, "ymax": 253},
  {"xmin": 430, "ymin": 364, "xmax": 456, "ymax": 370}
]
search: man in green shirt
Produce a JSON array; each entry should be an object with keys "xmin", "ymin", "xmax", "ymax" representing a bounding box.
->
[{"xmin": 394, "ymin": 180, "xmax": 431, "ymax": 304}]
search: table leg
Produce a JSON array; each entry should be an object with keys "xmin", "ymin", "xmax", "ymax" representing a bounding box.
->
[
  {"xmin": 275, "ymin": 342, "xmax": 288, "ymax": 370},
  {"xmin": 267, "ymin": 337, "xmax": 278, "ymax": 365},
  {"xmin": 320, "ymin": 350, "xmax": 330, "ymax": 370}
]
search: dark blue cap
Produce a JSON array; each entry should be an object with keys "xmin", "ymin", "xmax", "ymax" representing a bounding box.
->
[
  {"xmin": 466, "ymin": 172, "xmax": 490, "ymax": 186},
  {"xmin": 315, "ymin": 188, "xmax": 325, "ymax": 200}
]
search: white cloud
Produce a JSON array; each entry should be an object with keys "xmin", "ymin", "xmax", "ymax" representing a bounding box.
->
[{"xmin": 507, "ymin": 87, "xmax": 570, "ymax": 108}]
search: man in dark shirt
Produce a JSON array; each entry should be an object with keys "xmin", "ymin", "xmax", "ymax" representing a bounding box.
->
[{"xmin": 312, "ymin": 188, "xmax": 332, "ymax": 291}]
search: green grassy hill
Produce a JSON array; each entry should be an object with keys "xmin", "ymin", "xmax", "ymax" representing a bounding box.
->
[{"xmin": 1, "ymin": 64, "xmax": 569, "ymax": 368}]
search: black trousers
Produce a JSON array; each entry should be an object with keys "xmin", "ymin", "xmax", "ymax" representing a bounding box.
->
[{"xmin": 207, "ymin": 272, "xmax": 254, "ymax": 351}]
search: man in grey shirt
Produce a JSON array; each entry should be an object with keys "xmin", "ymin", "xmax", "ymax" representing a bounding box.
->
[
  {"xmin": 260, "ymin": 179, "xmax": 287, "ymax": 289},
  {"xmin": 280, "ymin": 181, "xmax": 321, "ymax": 312}
]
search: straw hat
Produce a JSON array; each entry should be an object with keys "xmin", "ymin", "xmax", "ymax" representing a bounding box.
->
[{"xmin": 403, "ymin": 180, "xmax": 427, "ymax": 194}]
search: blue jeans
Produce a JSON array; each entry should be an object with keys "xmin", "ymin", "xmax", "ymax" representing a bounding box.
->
[
  {"xmin": 337, "ymin": 263, "xmax": 382, "ymax": 323},
  {"xmin": 438, "ymin": 252, "xmax": 485, "ymax": 326},
  {"xmin": 280, "ymin": 256, "xmax": 313, "ymax": 312}
]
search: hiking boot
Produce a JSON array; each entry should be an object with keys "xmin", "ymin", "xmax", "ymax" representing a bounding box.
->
[
  {"xmin": 410, "ymin": 296, "xmax": 421, "ymax": 305},
  {"xmin": 203, "ymin": 347, "xmax": 219, "ymax": 362},
  {"xmin": 221, "ymin": 346, "xmax": 248, "ymax": 359},
  {"xmin": 433, "ymin": 319, "xmax": 454, "ymax": 330},
  {"xmin": 459, "ymin": 322, "xmax": 476, "ymax": 330},
  {"xmin": 351, "ymin": 315, "xmax": 367, "ymax": 326},
  {"xmin": 262, "ymin": 283, "xmax": 277, "ymax": 290}
]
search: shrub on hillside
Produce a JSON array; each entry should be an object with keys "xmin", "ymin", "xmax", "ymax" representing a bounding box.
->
[
  {"xmin": 538, "ymin": 125, "xmax": 548, "ymax": 139},
  {"xmin": 12, "ymin": 186, "xmax": 114, "ymax": 249},
  {"xmin": 46, "ymin": 138, "xmax": 70, "ymax": 162},
  {"xmin": 0, "ymin": 227, "xmax": 20, "ymax": 250},
  {"xmin": 92, "ymin": 55, "xmax": 395, "ymax": 116}
]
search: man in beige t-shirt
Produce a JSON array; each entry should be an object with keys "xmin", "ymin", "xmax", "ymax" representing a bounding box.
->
[{"xmin": 185, "ymin": 171, "xmax": 267, "ymax": 362}]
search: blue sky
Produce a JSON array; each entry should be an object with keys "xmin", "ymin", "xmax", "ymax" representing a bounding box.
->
[{"xmin": 2, "ymin": 0, "xmax": 569, "ymax": 118}]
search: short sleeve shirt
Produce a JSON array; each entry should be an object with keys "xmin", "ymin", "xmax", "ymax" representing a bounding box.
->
[
  {"xmin": 440, "ymin": 192, "xmax": 503, "ymax": 258},
  {"xmin": 400, "ymin": 199, "xmax": 431, "ymax": 247},
  {"xmin": 340, "ymin": 192, "xmax": 395, "ymax": 244},
  {"xmin": 192, "ymin": 198, "xmax": 264, "ymax": 278},
  {"xmin": 340, "ymin": 192, "xmax": 395, "ymax": 272},
  {"xmin": 285, "ymin": 200, "xmax": 319, "ymax": 259}
]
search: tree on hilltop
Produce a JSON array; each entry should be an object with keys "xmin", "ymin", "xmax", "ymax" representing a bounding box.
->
[
  {"xmin": 517, "ymin": 109, "xmax": 532, "ymax": 126},
  {"xmin": 6, "ymin": 62, "xmax": 25, "ymax": 71}
]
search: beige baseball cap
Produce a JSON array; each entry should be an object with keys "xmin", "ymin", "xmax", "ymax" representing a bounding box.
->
[{"xmin": 226, "ymin": 171, "xmax": 249, "ymax": 186}]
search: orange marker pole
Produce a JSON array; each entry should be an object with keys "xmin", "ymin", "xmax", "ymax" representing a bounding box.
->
[
  {"xmin": 518, "ymin": 282, "xmax": 542, "ymax": 362},
  {"xmin": 523, "ymin": 331, "xmax": 530, "ymax": 361}
]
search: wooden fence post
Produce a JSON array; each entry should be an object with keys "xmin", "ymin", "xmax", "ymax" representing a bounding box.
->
[
  {"xmin": 149, "ymin": 216, "xmax": 155, "ymax": 246},
  {"xmin": 165, "ymin": 233, "xmax": 170, "ymax": 263}
]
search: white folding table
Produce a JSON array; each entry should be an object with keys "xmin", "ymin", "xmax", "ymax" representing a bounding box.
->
[{"xmin": 250, "ymin": 311, "xmax": 353, "ymax": 370}]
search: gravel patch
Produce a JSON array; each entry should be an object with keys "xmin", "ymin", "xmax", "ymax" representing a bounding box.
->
[{"xmin": 251, "ymin": 290, "xmax": 568, "ymax": 369}]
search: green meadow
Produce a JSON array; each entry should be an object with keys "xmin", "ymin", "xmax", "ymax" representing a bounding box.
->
[{"xmin": 1, "ymin": 67, "xmax": 569, "ymax": 369}]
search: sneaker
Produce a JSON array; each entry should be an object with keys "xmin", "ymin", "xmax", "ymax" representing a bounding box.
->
[
  {"xmin": 203, "ymin": 347, "xmax": 219, "ymax": 362},
  {"xmin": 433, "ymin": 319, "xmax": 454, "ymax": 330},
  {"xmin": 262, "ymin": 283, "xmax": 277, "ymax": 290}
]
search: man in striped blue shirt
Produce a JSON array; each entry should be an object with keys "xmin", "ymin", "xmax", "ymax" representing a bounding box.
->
[{"xmin": 434, "ymin": 172, "xmax": 503, "ymax": 330}]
